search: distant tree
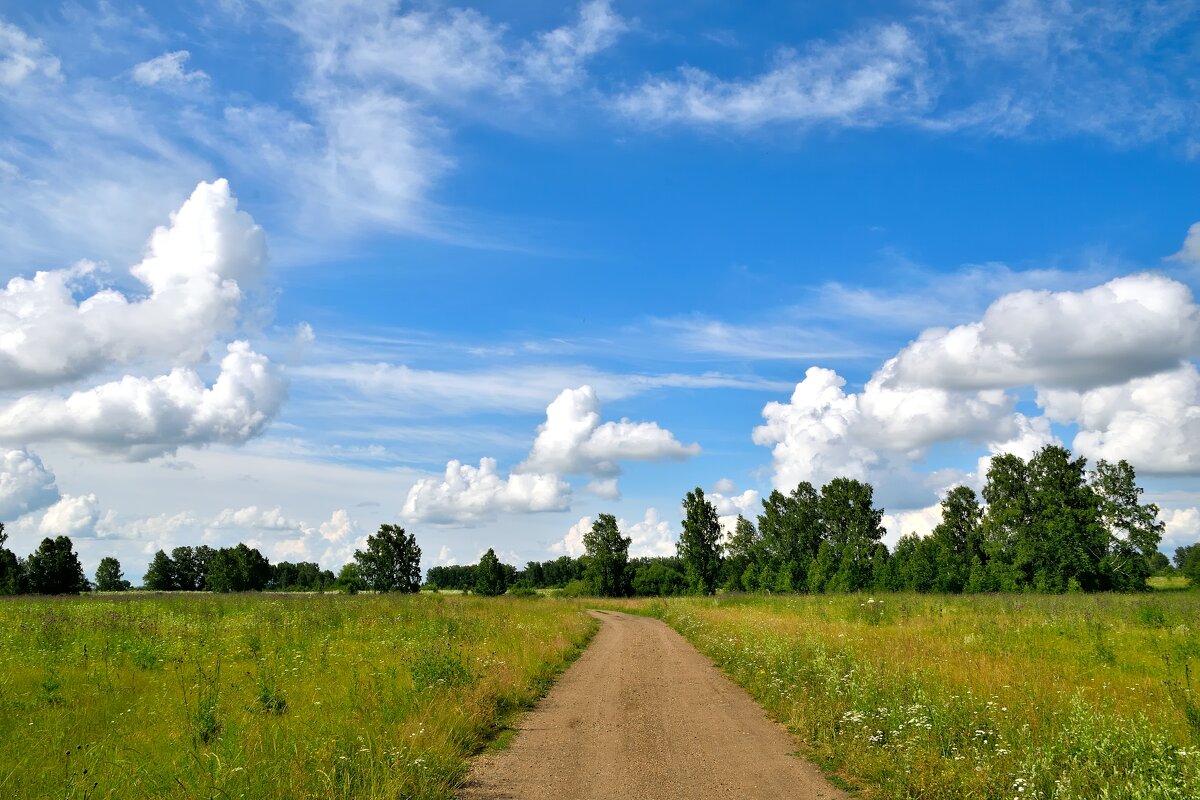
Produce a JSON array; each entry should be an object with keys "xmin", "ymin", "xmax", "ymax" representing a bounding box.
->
[
  {"xmin": 1175, "ymin": 543, "xmax": 1200, "ymax": 586},
  {"xmin": 336, "ymin": 562, "xmax": 366, "ymax": 593},
  {"xmin": 929, "ymin": 486, "xmax": 983, "ymax": 592},
  {"xmin": 678, "ymin": 488, "xmax": 722, "ymax": 594},
  {"xmin": 0, "ymin": 523, "xmax": 24, "ymax": 595},
  {"xmin": 26, "ymin": 536, "xmax": 88, "ymax": 594},
  {"xmin": 980, "ymin": 453, "xmax": 1033, "ymax": 592},
  {"xmin": 353, "ymin": 524, "xmax": 422, "ymax": 593},
  {"xmin": 722, "ymin": 515, "xmax": 760, "ymax": 591},
  {"xmin": 1148, "ymin": 551, "xmax": 1173, "ymax": 575},
  {"xmin": 758, "ymin": 483, "xmax": 822, "ymax": 590},
  {"xmin": 143, "ymin": 550, "xmax": 178, "ymax": 591},
  {"xmin": 1090, "ymin": 459, "xmax": 1163, "ymax": 591},
  {"xmin": 820, "ymin": 478, "xmax": 884, "ymax": 592},
  {"xmin": 474, "ymin": 548, "xmax": 507, "ymax": 596},
  {"xmin": 1026, "ymin": 445, "xmax": 1105, "ymax": 592},
  {"xmin": 171, "ymin": 546, "xmax": 203, "ymax": 590},
  {"xmin": 207, "ymin": 544, "xmax": 271, "ymax": 592},
  {"xmin": 95, "ymin": 556, "xmax": 130, "ymax": 592},
  {"xmin": 426, "ymin": 564, "xmax": 477, "ymax": 591},
  {"xmin": 631, "ymin": 562, "xmax": 687, "ymax": 596},
  {"xmin": 583, "ymin": 514, "xmax": 631, "ymax": 597}
]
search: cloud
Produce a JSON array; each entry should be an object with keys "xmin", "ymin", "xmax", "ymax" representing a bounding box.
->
[
  {"xmin": 1040, "ymin": 364, "xmax": 1200, "ymax": 474},
  {"xmin": 709, "ymin": 486, "xmax": 760, "ymax": 540},
  {"xmin": 210, "ymin": 505, "xmax": 300, "ymax": 531},
  {"xmin": 403, "ymin": 384, "xmax": 695, "ymax": 524},
  {"xmin": 289, "ymin": 0, "xmax": 626, "ymax": 98},
  {"xmin": 889, "ymin": 274, "xmax": 1200, "ymax": 391},
  {"xmin": 0, "ymin": 341, "xmax": 287, "ymax": 460},
  {"xmin": 292, "ymin": 360, "xmax": 787, "ymax": 416},
  {"xmin": 881, "ymin": 503, "xmax": 941, "ymax": 549},
  {"xmin": 0, "ymin": 448, "xmax": 61, "ymax": 519},
  {"xmin": 38, "ymin": 493, "xmax": 100, "ymax": 538},
  {"xmin": 623, "ymin": 508, "xmax": 676, "ymax": 557},
  {"xmin": 1171, "ymin": 223, "xmax": 1200, "ymax": 263},
  {"xmin": 132, "ymin": 51, "xmax": 207, "ymax": 87},
  {"xmin": 402, "ymin": 458, "xmax": 571, "ymax": 525},
  {"xmin": 551, "ymin": 515, "xmax": 591, "ymax": 557},
  {"xmin": 519, "ymin": 386, "xmax": 699, "ymax": 476},
  {"xmin": 0, "ymin": 19, "xmax": 61, "ymax": 87},
  {"xmin": 1162, "ymin": 507, "xmax": 1200, "ymax": 551},
  {"xmin": 0, "ymin": 179, "xmax": 266, "ymax": 390},
  {"xmin": 616, "ymin": 24, "xmax": 927, "ymax": 128}
]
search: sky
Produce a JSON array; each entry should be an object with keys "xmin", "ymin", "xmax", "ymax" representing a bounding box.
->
[{"xmin": 1, "ymin": 0, "xmax": 1200, "ymax": 583}]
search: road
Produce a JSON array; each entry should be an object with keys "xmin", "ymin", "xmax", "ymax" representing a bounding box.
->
[{"xmin": 458, "ymin": 610, "xmax": 848, "ymax": 800}]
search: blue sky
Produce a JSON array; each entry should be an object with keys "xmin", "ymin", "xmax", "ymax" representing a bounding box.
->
[{"xmin": 1, "ymin": 0, "xmax": 1199, "ymax": 581}]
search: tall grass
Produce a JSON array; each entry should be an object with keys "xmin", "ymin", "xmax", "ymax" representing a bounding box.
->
[
  {"xmin": 0, "ymin": 593, "xmax": 594, "ymax": 800},
  {"xmin": 636, "ymin": 593, "xmax": 1200, "ymax": 799}
]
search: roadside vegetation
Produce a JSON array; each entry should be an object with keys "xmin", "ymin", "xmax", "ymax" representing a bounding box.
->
[
  {"xmin": 629, "ymin": 593, "xmax": 1200, "ymax": 799},
  {"xmin": 0, "ymin": 593, "xmax": 594, "ymax": 800}
]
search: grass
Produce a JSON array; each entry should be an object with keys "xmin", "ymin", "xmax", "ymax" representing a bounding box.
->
[
  {"xmin": 1150, "ymin": 576, "xmax": 1192, "ymax": 591},
  {"xmin": 610, "ymin": 592, "xmax": 1200, "ymax": 799},
  {"xmin": 0, "ymin": 592, "xmax": 595, "ymax": 800}
]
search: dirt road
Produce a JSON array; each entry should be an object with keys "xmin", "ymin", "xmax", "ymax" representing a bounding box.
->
[{"xmin": 458, "ymin": 610, "xmax": 848, "ymax": 800}]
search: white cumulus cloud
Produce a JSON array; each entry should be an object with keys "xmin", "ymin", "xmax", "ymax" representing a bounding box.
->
[
  {"xmin": 519, "ymin": 385, "xmax": 699, "ymax": 476},
  {"xmin": 0, "ymin": 448, "xmax": 60, "ymax": 519},
  {"xmin": 38, "ymin": 493, "xmax": 100, "ymax": 538},
  {"xmin": 403, "ymin": 458, "xmax": 571, "ymax": 525},
  {"xmin": 0, "ymin": 341, "xmax": 287, "ymax": 460},
  {"xmin": 0, "ymin": 178, "xmax": 266, "ymax": 390},
  {"xmin": 623, "ymin": 508, "xmax": 676, "ymax": 558}
]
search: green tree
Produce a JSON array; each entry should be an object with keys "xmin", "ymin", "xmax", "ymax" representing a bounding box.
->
[
  {"xmin": 631, "ymin": 561, "xmax": 687, "ymax": 596},
  {"xmin": 474, "ymin": 548, "xmax": 508, "ymax": 596},
  {"xmin": 143, "ymin": 549, "xmax": 177, "ymax": 591},
  {"xmin": 0, "ymin": 523, "xmax": 24, "ymax": 595},
  {"xmin": 353, "ymin": 524, "xmax": 422, "ymax": 592},
  {"xmin": 583, "ymin": 514, "xmax": 631, "ymax": 597},
  {"xmin": 758, "ymin": 483, "xmax": 822, "ymax": 590},
  {"xmin": 677, "ymin": 488, "xmax": 722, "ymax": 594},
  {"xmin": 929, "ymin": 485, "xmax": 983, "ymax": 592},
  {"xmin": 820, "ymin": 478, "xmax": 884, "ymax": 592},
  {"xmin": 980, "ymin": 453, "xmax": 1032, "ymax": 591},
  {"xmin": 26, "ymin": 536, "xmax": 87, "ymax": 594},
  {"xmin": 95, "ymin": 556, "xmax": 130, "ymax": 591},
  {"xmin": 207, "ymin": 544, "xmax": 271, "ymax": 592},
  {"xmin": 1174, "ymin": 543, "xmax": 1200, "ymax": 586},
  {"xmin": 1090, "ymin": 459, "xmax": 1164, "ymax": 591},
  {"xmin": 1026, "ymin": 445, "xmax": 1105, "ymax": 592},
  {"xmin": 336, "ymin": 562, "xmax": 366, "ymax": 593},
  {"xmin": 722, "ymin": 515, "xmax": 760, "ymax": 591}
]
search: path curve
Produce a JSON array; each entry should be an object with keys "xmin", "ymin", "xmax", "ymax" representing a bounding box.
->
[{"xmin": 458, "ymin": 610, "xmax": 848, "ymax": 800}]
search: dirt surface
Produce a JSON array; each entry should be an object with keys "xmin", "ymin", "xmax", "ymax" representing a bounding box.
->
[{"xmin": 458, "ymin": 610, "xmax": 848, "ymax": 800}]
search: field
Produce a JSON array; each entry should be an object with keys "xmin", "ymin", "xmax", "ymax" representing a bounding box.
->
[
  {"xmin": 627, "ymin": 593, "xmax": 1200, "ymax": 799},
  {"xmin": 0, "ymin": 593, "xmax": 595, "ymax": 800}
]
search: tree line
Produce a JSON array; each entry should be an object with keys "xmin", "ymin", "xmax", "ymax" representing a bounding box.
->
[{"xmin": 0, "ymin": 445, "xmax": 1190, "ymax": 597}]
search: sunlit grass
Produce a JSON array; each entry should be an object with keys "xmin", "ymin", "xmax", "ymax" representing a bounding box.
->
[
  {"xmin": 618, "ymin": 593, "xmax": 1200, "ymax": 799},
  {"xmin": 0, "ymin": 593, "xmax": 594, "ymax": 800}
]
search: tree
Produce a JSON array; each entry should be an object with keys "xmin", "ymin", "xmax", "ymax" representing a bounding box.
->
[
  {"xmin": 353, "ymin": 524, "xmax": 422, "ymax": 593},
  {"xmin": 820, "ymin": 478, "xmax": 884, "ymax": 592},
  {"xmin": 929, "ymin": 486, "xmax": 983, "ymax": 592},
  {"xmin": 1026, "ymin": 445, "xmax": 1105, "ymax": 592},
  {"xmin": 758, "ymin": 483, "xmax": 822, "ymax": 590},
  {"xmin": 143, "ymin": 550, "xmax": 177, "ymax": 591},
  {"xmin": 678, "ymin": 488, "xmax": 723, "ymax": 594},
  {"xmin": 336, "ymin": 562, "xmax": 366, "ymax": 593},
  {"xmin": 206, "ymin": 544, "xmax": 271, "ymax": 592},
  {"xmin": 631, "ymin": 562, "xmax": 687, "ymax": 596},
  {"xmin": 723, "ymin": 515, "xmax": 760, "ymax": 591},
  {"xmin": 1090, "ymin": 459, "xmax": 1163, "ymax": 591},
  {"xmin": 95, "ymin": 557, "xmax": 130, "ymax": 592},
  {"xmin": 583, "ymin": 514, "xmax": 631, "ymax": 597},
  {"xmin": 475, "ymin": 548, "xmax": 507, "ymax": 596},
  {"xmin": 980, "ymin": 453, "xmax": 1033, "ymax": 591},
  {"xmin": 1174, "ymin": 543, "xmax": 1200, "ymax": 585},
  {"xmin": 0, "ymin": 523, "xmax": 23, "ymax": 595},
  {"xmin": 26, "ymin": 536, "xmax": 87, "ymax": 594}
]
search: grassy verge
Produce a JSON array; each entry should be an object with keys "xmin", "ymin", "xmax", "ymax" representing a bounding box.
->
[
  {"xmin": 0, "ymin": 593, "xmax": 595, "ymax": 800},
  {"xmin": 631, "ymin": 593, "xmax": 1200, "ymax": 799}
]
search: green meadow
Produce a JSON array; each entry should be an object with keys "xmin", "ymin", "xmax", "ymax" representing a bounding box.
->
[
  {"xmin": 629, "ymin": 592, "xmax": 1200, "ymax": 799},
  {"xmin": 0, "ymin": 593, "xmax": 594, "ymax": 800}
]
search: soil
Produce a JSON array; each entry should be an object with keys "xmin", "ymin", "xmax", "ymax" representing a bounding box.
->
[{"xmin": 458, "ymin": 610, "xmax": 849, "ymax": 800}]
